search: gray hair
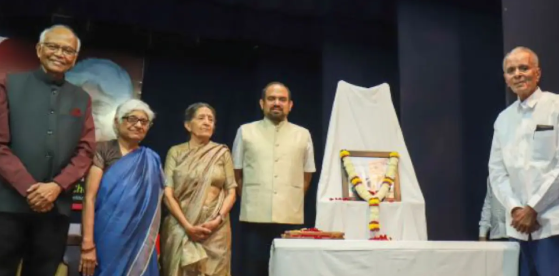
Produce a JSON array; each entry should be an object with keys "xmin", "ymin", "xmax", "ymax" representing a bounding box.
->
[
  {"xmin": 503, "ymin": 46, "xmax": 539, "ymax": 71},
  {"xmin": 39, "ymin": 25, "xmax": 81, "ymax": 52},
  {"xmin": 184, "ymin": 102, "xmax": 216, "ymax": 123},
  {"xmin": 113, "ymin": 99, "xmax": 155, "ymax": 135}
]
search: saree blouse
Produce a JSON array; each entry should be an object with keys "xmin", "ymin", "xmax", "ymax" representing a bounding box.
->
[{"xmin": 93, "ymin": 139, "xmax": 123, "ymax": 172}]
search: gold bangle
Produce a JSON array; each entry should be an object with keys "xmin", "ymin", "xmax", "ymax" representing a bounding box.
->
[{"xmin": 81, "ymin": 245, "xmax": 96, "ymax": 252}]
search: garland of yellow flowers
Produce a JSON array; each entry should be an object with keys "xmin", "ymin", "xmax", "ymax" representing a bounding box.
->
[{"xmin": 340, "ymin": 150, "xmax": 400, "ymax": 238}]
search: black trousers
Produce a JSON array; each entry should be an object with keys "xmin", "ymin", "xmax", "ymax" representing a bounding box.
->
[
  {"xmin": 241, "ymin": 222, "xmax": 301, "ymax": 276},
  {"xmin": 0, "ymin": 212, "xmax": 69, "ymax": 276}
]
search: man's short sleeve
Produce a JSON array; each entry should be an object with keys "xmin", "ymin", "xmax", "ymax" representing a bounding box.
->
[
  {"xmin": 304, "ymin": 133, "xmax": 316, "ymax": 173},
  {"xmin": 232, "ymin": 127, "xmax": 243, "ymax": 170}
]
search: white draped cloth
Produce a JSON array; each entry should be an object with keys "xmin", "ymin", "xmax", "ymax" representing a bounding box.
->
[{"xmin": 315, "ymin": 81, "xmax": 427, "ymax": 240}]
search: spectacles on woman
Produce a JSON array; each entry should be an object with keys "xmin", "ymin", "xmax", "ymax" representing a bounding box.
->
[{"xmin": 122, "ymin": 116, "xmax": 152, "ymax": 126}]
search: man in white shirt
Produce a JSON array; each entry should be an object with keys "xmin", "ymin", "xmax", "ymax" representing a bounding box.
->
[
  {"xmin": 489, "ymin": 46, "xmax": 559, "ymax": 276},
  {"xmin": 232, "ymin": 82, "xmax": 316, "ymax": 276},
  {"xmin": 479, "ymin": 177, "xmax": 507, "ymax": 241}
]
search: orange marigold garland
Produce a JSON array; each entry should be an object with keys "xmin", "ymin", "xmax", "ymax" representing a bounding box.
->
[{"xmin": 340, "ymin": 150, "xmax": 400, "ymax": 239}]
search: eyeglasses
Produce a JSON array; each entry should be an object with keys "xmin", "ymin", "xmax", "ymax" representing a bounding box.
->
[
  {"xmin": 122, "ymin": 116, "xmax": 152, "ymax": 127},
  {"xmin": 41, "ymin": 42, "xmax": 78, "ymax": 56}
]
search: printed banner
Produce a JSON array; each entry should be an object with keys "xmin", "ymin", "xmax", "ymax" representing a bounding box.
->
[{"xmin": 0, "ymin": 36, "xmax": 145, "ymax": 213}]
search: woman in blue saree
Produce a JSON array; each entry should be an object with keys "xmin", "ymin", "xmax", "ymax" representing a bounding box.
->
[{"xmin": 79, "ymin": 99, "xmax": 164, "ymax": 276}]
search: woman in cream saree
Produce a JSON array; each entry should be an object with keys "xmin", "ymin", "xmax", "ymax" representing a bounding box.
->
[{"xmin": 161, "ymin": 103, "xmax": 236, "ymax": 276}]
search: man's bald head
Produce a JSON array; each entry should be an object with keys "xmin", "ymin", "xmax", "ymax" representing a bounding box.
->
[
  {"xmin": 502, "ymin": 46, "xmax": 541, "ymax": 100},
  {"xmin": 39, "ymin": 25, "xmax": 81, "ymax": 52},
  {"xmin": 36, "ymin": 24, "xmax": 81, "ymax": 76},
  {"xmin": 503, "ymin": 46, "xmax": 539, "ymax": 72}
]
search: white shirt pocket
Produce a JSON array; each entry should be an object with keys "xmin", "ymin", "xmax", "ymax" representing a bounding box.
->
[{"xmin": 532, "ymin": 130, "xmax": 556, "ymax": 161}]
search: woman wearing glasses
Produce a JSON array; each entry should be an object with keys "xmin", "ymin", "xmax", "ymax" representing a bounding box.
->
[{"xmin": 79, "ymin": 99, "xmax": 164, "ymax": 276}]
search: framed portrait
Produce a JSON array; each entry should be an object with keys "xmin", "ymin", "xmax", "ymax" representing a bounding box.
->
[{"xmin": 341, "ymin": 151, "xmax": 402, "ymax": 202}]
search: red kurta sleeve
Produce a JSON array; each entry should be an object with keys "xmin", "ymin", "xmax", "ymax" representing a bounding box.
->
[{"xmin": 0, "ymin": 74, "xmax": 36, "ymax": 196}]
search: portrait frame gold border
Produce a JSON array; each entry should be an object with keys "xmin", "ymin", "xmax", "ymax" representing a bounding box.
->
[{"xmin": 341, "ymin": 150, "xmax": 402, "ymax": 202}]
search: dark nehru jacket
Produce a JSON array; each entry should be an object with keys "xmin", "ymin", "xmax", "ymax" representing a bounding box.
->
[{"xmin": 0, "ymin": 68, "xmax": 95, "ymax": 216}]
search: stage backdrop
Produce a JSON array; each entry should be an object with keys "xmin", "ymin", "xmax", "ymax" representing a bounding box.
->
[{"xmin": 0, "ymin": 35, "xmax": 145, "ymax": 217}]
